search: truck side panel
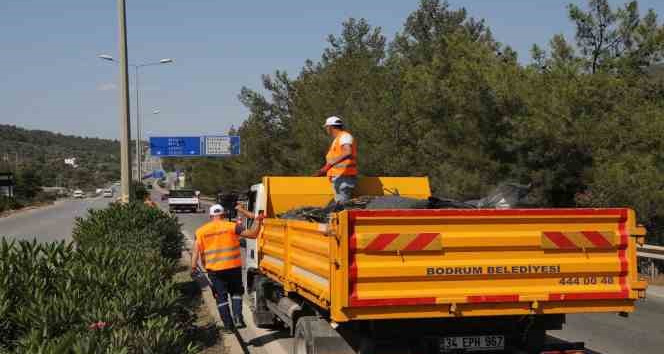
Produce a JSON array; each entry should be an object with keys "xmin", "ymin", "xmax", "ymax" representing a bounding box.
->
[
  {"xmin": 260, "ymin": 219, "xmax": 332, "ymax": 308},
  {"xmin": 331, "ymin": 208, "xmax": 646, "ymax": 322}
]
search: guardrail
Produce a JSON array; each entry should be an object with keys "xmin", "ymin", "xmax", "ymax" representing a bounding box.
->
[{"xmin": 637, "ymin": 244, "xmax": 664, "ymax": 281}]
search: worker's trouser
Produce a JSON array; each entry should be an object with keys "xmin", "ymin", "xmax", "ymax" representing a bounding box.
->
[
  {"xmin": 208, "ymin": 267, "xmax": 243, "ymax": 328},
  {"xmin": 332, "ymin": 175, "xmax": 357, "ymax": 203}
]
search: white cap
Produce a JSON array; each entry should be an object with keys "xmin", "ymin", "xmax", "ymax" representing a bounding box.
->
[
  {"xmin": 209, "ymin": 204, "xmax": 224, "ymax": 216},
  {"xmin": 323, "ymin": 116, "xmax": 343, "ymax": 127}
]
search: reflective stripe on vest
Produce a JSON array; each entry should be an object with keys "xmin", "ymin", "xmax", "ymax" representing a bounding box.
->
[{"xmin": 325, "ymin": 131, "xmax": 358, "ymax": 177}]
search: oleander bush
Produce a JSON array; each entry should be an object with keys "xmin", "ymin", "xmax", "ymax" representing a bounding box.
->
[
  {"xmin": 73, "ymin": 202, "xmax": 183, "ymax": 261},
  {"xmin": 0, "ymin": 203, "xmax": 196, "ymax": 353}
]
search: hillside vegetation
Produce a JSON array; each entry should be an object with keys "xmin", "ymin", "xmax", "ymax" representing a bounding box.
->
[
  {"xmin": 169, "ymin": 0, "xmax": 664, "ymax": 244},
  {"xmin": 0, "ymin": 124, "xmax": 120, "ymax": 190}
]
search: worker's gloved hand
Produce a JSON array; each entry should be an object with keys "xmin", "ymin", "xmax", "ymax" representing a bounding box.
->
[
  {"xmin": 314, "ymin": 164, "xmax": 332, "ymax": 177},
  {"xmin": 190, "ymin": 267, "xmax": 201, "ymax": 278}
]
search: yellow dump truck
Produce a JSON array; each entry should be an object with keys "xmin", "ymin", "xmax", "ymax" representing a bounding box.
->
[{"xmin": 240, "ymin": 176, "xmax": 647, "ymax": 354}]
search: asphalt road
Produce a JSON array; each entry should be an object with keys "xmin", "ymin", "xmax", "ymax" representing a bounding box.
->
[
  {"xmin": 550, "ymin": 294, "xmax": 664, "ymax": 354},
  {"xmin": 0, "ymin": 196, "xmax": 112, "ymax": 242}
]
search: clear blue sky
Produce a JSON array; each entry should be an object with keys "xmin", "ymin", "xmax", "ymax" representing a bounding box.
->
[{"xmin": 1, "ymin": 0, "xmax": 662, "ymax": 139}]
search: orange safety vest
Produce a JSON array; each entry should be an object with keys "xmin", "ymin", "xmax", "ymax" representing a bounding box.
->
[
  {"xmin": 325, "ymin": 131, "xmax": 358, "ymax": 178},
  {"xmin": 195, "ymin": 219, "xmax": 242, "ymax": 271}
]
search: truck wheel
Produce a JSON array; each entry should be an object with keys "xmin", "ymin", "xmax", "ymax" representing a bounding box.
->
[
  {"xmin": 292, "ymin": 317, "xmax": 316, "ymax": 354},
  {"xmin": 523, "ymin": 329, "xmax": 546, "ymax": 354},
  {"xmin": 292, "ymin": 317, "xmax": 354, "ymax": 354},
  {"xmin": 252, "ymin": 275, "xmax": 279, "ymax": 328}
]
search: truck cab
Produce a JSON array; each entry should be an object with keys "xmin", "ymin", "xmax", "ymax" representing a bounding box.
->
[{"xmin": 241, "ymin": 183, "xmax": 266, "ymax": 305}]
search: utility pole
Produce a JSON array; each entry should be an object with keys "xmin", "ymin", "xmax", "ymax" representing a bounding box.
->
[
  {"xmin": 135, "ymin": 66, "xmax": 142, "ymax": 181},
  {"xmin": 117, "ymin": 0, "xmax": 133, "ymax": 202}
]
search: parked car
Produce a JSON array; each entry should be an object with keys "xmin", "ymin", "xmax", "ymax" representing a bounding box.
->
[
  {"xmin": 102, "ymin": 189, "xmax": 113, "ymax": 198},
  {"xmin": 73, "ymin": 190, "xmax": 84, "ymax": 198}
]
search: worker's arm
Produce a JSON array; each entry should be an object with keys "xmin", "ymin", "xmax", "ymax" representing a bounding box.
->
[
  {"xmin": 235, "ymin": 204, "xmax": 255, "ymax": 219},
  {"xmin": 190, "ymin": 238, "xmax": 200, "ymax": 273},
  {"xmin": 239, "ymin": 216, "xmax": 264, "ymax": 239},
  {"xmin": 316, "ymin": 144, "xmax": 353, "ymax": 176}
]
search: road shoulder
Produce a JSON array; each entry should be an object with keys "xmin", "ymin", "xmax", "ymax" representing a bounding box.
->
[
  {"xmin": 646, "ymin": 284, "xmax": 664, "ymax": 299},
  {"xmin": 181, "ymin": 229, "xmax": 244, "ymax": 354}
]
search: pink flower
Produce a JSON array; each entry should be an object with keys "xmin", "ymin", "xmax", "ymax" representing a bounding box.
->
[{"xmin": 88, "ymin": 321, "xmax": 108, "ymax": 330}]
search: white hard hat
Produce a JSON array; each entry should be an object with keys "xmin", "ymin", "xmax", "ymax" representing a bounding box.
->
[
  {"xmin": 323, "ymin": 116, "xmax": 343, "ymax": 127},
  {"xmin": 209, "ymin": 204, "xmax": 224, "ymax": 216}
]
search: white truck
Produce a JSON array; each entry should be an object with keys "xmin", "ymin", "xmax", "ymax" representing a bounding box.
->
[{"xmin": 167, "ymin": 189, "xmax": 200, "ymax": 213}]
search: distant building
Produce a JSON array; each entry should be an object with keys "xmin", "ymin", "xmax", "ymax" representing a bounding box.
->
[
  {"xmin": 64, "ymin": 157, "xmax": 78, "ymax": 168},
  {"xmin": 0, "ymin": 172, "xmax": 15, "ymax": 197}
]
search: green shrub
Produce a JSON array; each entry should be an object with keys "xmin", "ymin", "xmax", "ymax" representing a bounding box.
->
[
  {"xmin": 0, "ymin": 239, "xmax": 196, "ymax": 353},
  {"xmin": 72, "ymin": 202, "xmax": 183, "ymax": 261},
  {"xmin": 131, "ymin": 181, "xmax": 149, "ymax": 202},
  {"xmin": 0, "ymin": 203, "xmax": 196, "ymax": 353}
]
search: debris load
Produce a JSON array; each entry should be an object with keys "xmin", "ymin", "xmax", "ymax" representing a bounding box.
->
[{"xmin": 278, "ymin": 183, "xmax": 531, "ymax": 223}]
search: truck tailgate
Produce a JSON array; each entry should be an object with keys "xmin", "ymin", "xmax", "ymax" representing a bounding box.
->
[
  {"xmin": 168, "ymin": 197, "xmax": 198, "ymax": 205},
  {"xmin": 338, "ymin": 208, "xmax": 646, "ymax": 321}
]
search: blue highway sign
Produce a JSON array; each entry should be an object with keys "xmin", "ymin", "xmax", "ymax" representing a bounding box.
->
[
  {"xmin": 150, "ymin": 137, "xmax": 202, "ymax": 157},
  {"xmin": 150, "ymin": 136, "xmax": 240, "ymax": 157}
]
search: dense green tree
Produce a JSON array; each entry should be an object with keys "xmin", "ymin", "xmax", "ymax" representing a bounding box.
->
[
  {"xmin": 167, "ymin": 0, "xmax": 664, "ymax": 243},
  {"xmin": 14, "ymin": 170, "xmax": 42, "ymax": 200},
  {"xmin": 568, "ymin": 0, "xmax": 664, "ymax": 73}
]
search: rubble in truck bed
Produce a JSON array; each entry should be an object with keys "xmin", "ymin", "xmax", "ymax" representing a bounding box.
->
[{"xmin": 277, "ymin": 183, "xmax": 532, "ymax": 223}]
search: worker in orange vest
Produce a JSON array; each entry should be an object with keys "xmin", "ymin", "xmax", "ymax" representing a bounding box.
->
[
  {"xmin": 143, "ymin": 194, "xmax": 157, "ymax": 207},
  {"xmin": 315, "ymin": 116, "xmax": 358, "ymax": 204},
  {"xmin": 191, "ymin": 204, "xmax": 245, "ymax": 329}
]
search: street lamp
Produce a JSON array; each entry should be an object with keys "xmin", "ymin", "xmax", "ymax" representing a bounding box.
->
[
  {"xmin": 98, "ymin": 54, "xmax": 173, "ymax": 181},
  {"xmin": 147, "ymin": 108, "xmax": 161, "ymax": 171}
]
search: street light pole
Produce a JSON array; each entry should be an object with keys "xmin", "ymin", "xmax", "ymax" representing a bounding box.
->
[
  {"xmin": 133, "ymin": 59, "xmax": 173, "ymax": 181},
  {"xmin": 135, "ymin": 65, "xmax": 141, "ymax": 181},
  {"xmin": 98, "ymin": 56, "xmax": 173, "ymax": 187},
  {"xmin": 117, "ymin": 0, "xmax": 132, "ymax": 203}
]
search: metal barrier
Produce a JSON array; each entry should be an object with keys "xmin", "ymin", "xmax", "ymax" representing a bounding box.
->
[{"xmin": 637, "ymin": 244, "xmax": 664, "ymax": 281}]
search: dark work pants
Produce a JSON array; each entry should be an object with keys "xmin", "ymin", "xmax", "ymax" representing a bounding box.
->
[{"xmin": 208, "ymin": 267, "xmax": 243, "ymax": 327}]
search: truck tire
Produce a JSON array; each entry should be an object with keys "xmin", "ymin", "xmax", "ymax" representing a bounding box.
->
[
  {"xmin": 523, "ymin": 329, "xmax": 546, "ymax": 354},
  {"xmin": 252, "ymin": 274, "xmax": 279, "ymax": 328},
  {"xmin": 291, "ymin": 316, "xmax": 353, "ymax": 354}
]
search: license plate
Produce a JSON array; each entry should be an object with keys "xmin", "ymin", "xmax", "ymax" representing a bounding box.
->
[{"xmin": 440, "ymin": 335, "xmax": 505, "ymax": 352}]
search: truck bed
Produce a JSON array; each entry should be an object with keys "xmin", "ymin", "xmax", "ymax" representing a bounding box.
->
[{"xmin": 259, "ymin": 207, "xmax": 646, "ymax": 323}]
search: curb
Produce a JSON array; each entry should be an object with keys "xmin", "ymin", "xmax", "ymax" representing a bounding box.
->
[{"xmin": 0, "ymin": 200, "xmax": 57, "ymax": 218}]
